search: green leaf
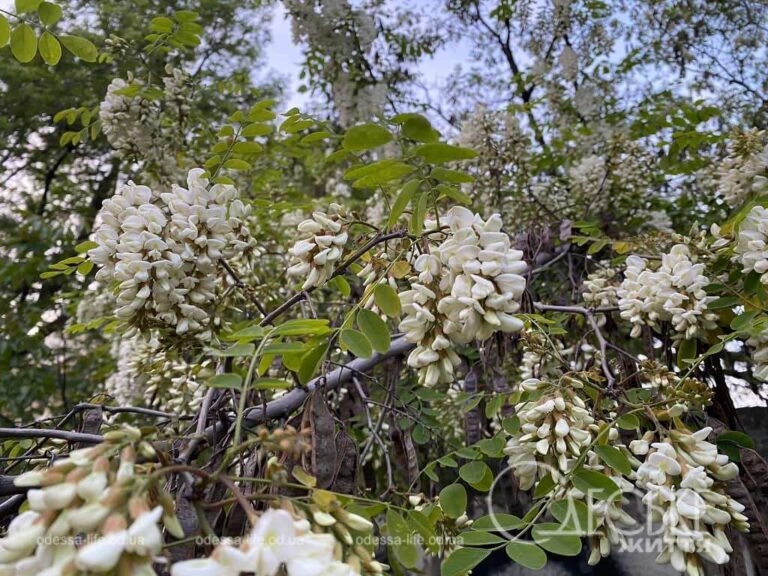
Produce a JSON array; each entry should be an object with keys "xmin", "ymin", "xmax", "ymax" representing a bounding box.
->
[
  {"xmin": 272, "ymin": 319, "xmax": 331, "ymax": 337},
  {"xmin": 262, "ymin": 342, "xmax": 306, "ymax": 355},
  {"xmin": 459, "ymin": 461, "xmax": 490, "ymax": 484},
  {"xmin": 38, "ymin": 2, "xmax": 62, "ymax": 25},
  {"xmin": 60, "ymin": 35, "xmax": 97, "ymax": 62},
  {"xmin": 352, "ymin": 163, "xmax": 414, "ymax": 189},
  {"xmin": 441, "ymin": 548, "xmax": 491, "ymax": 576},
  {"xmin": 505, "ymin": 541, "xmax": 547, "ymax": 570},
  {"xmin": 76, "ymin": 261, "xmax": 94, "ymax": 276},
  {"xmin": 356, "ymin": 309, "xmax": 390, "ymax": 353},
  {"xmin": 616, "ymin": 413, "xmax": 640, "ymax": 430},
  {"xmin": 502, "ymin": 416, "xmax": 521, "ymax": 435},
  {"xmin": 386, "ymin": 509, "xmax": 418, "ymax": 568},
  {"xmin": 247, "ymin": 108, "xmax": 276, "ymax": 122},
  {"xmin": 414, "ymin": 143, "xmax": 478, "ymax": 164},
  {"xmin": 532, "ymin": 523, "xmax": 582, "ymax": 556},
  {"xmin": 241, "ymin": 123, "xmax": 273, "ymax": 137},
  {"xmin": 676, "ymin": 339, "xmax": 698, "ymax": 369},
  {"xmin": 174, "ymin": 10, "xmax": 199, "ymax": 22},
  {"xmin": 458, "ymin": 531, "xmax": 505, "ymax": 546},
  {"xmin": 374, "ymin": 284, "xmax": 401, "ymax": 317},
  {"xmin": 232, "ymin": 141, "xmax": 263, "ymax": 155},
  {"xmin": 431, "ymin": 167, "xmax": 474, "ymax": 183},
  {"xmin": 399, "ymin": 114, "xmax": 440, "ymax": 143},
  {"xmin": 291, "ymin": 467, "xmax": 316, "ymax": 487},
  {"xmin": 38, "ymin": 31, "xmax": 61, "ymax": 65},
  {"xmin": 150, "ymin": 16, "xmax": 174, "ymax": 33},
  {"xmin": 15, "ymin": 0, "xmax": 41, "ymax": 13},
  {"xmin": 221, "ymin": 325, "xmax": 265, "ymax": 342},
  {"xmin": 251, "ymin": 378, "xmax": 292, "ymax": 390},
  {"xmin": 472, "ymin": 513, "xmax": 523, "ymax": 532},
  {"xmin": 297, "ymin": 342, "xmax": 327, "ymax": 384},
  {"xmin": 387, "ymin": 179, "xmax": 419, "ymax": 229},
  {"xmin": 223, "ymin": 158, "xmax": 251, "ymax": 170},
  {"xmin": 593, "ymin": 445, "xmax": 632, "ymax": 476},
  {"xmin": 0, "ymin": 16, "xmax": 10, "ymax": 48},
  {"xmin": 75, "ymin": 240, "xmax": 98, "ymax": 254},
  {"xmin": 212, "ymin": 343, "xmax": 255, "ymax": 357},
  {"xmin": 717, "ymin": 430, "xmax": 755, "ymax": 449},
  {"xmin": 708, "ymin": 296, "xmax": 740, "ymax": 310},
  {"xmin": 410, "ymin": 191, "xmax": 428, "ymax": 235},
  {"xmin": 534, "ymin": 473, "xmax": 556, "ymax": 498},
  {"xmin": 572, "ymin": 469, "xmax": 621, "ymax": 501},
  {"xmin": 409, "ymin": 510, "xmax": 438, "ymax": 553},
  {"xmin": 439, "ymin": 483, "xmax": 467, "ymax": 519},
  {"xmin": 340, "ymin": 329, "xmax": 373, "ymax": 359},
  {"xmin": 549, "ymin": 498, "xmax": 595, "ymax": 535},
  {"xmin": 301, "ymin": 131, "xmax": 333, "ymax": 144},
  {"xmin": 206, "ymin": 373, "xmax": 242, "ymax": 389},
  {"xmin": 731, "ymin": 309, "xmax": 760, "ymax": 330},
  {"xmin": 342, "ymin": 123, "xmax": 393, "ymax": 151},
  {"xmin": 11, "ymin": 23, "xmax": 37, "ymax": 63}
]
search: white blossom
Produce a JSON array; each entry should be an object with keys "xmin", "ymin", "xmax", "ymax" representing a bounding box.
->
[
  {"xmin": 617, "ymin": 244, "xmax": 717, "ymax": 339},
  {"xmin": 399, "ymin": 207, "xmax": 527, "ymax": 385},
  {"xmin": 89, "ymin": 168, "xmax": 256, "ymax": 338},
  {"xmin": 734, "ymin": 204, "xmax": 768, "ymax": 285},
  {"xmin": 286, "ymin": 204, "xmax": 349, "ymax": 290}
]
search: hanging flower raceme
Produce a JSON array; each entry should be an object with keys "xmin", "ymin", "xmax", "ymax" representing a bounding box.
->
[
  {"xmin": 105, "ymin": 336, "xmax": 212, "ymax": 415},
  {"xmin": 170, "ymin": 506, "xmax": 378, "ymax": 576},
  {"xmin": 4, "ymin": 427, "xmax": 183, "ymax": 576},
  {"xmin": 632, "ymin": 429, "xmax": 746, "ymax": 576},
  {"xmin": 617, "ymin": 244, "xmax": 717, "ymax": 339},
  {"xmin": 503, "ymin": 377, "xmax": 595, "ymax": 490},
  {"xmin": 287, "ymin": 204, "xmax": 350, "ymax": 290},
  {"xmin": 88, "ymin": 168, "xmax": 257, "ymax": 338},
  {"xmin": 399, "ymin": 207, "xmax": 527, "ymax": 385},
  {"xmin": 99, "ymin": 66, "xmax": 192, "ymax": 181},
  {"xmin": 714, "ymin": 129, "xmax": 767, "ymax": 207},
  {"xmin": 734, "ymin": 204, "xmax": 768, "ymax": 285}
]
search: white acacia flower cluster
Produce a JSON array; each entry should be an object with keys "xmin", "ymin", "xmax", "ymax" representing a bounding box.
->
[
  {"xmin": 5, "ymin": 429, "xmax": 183, "ymax": 576},
  {"xmin": 99, "ymin": 66, "xmax": 191, "ymax": 180},
  {"xmin": 715, "ymin": 130, "xmax": 767, "ymax": 207},
  {"xmin": 734, "ymin": 204, "xmax": 768, "ymax": 285},
  {"xmin": 747, "ymin": 329, "xmax": 768, "ymax": 381},
  {"xmin": 399, "ymin": 207, "xmax": 527, "ymax": 386},
  {"xmin": 284, "ymin": 0, "xmax": 383, "ymax": 127},
  {"xmin": 632, "ymin": 430, "xmax": 746, "ymax": 576},
  {"xmin": 581, "ymin": 267, "xmax": 619, "ymax": 326},
  {"xmin": 503, "ymin": 378, "xmax": 595, "ymax": 489},
  {"xmin": 171, "ymin": 508, "xmax": 374, "ymax": 576},
  {"xmin": 89, "ymin": 168, "xmax": 255, "ymax": 338},
  {"xmin": 287, "ymin": 204, "xmax": 350, "ymax": 290},
  {"xmin": 617, "ymin": 245, "xmax": 717, "ymax": 339},
  {"xmin": 105, "ymin": 336, "xmax": 210, "ymax": 415}
]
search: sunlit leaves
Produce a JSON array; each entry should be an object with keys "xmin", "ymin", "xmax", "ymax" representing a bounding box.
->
[
  {"xmin": 60, "ymin": 35, "xmax": 97, "ymax": 62},
  {"xmin": 38, "ymin": 30, "xmax": 61, "ymax": 65},
  {"xmin": 441, "ymin": 548, "xmax": 491, "ymax": 576},
  {"xmin": 414, "ymin": 143, "xmax": 478, "ymax": 164},
  {"xmin": 342, "ymin": 123, "xmax": 393, "ymax": 151},
  {"xmin": 339, "ymin": 329, "xmax": 373, "ymax": 359},
  {"xmin": 37, "ymin": 2, "xmax": 62, "ymax": 25},
  {"xmin": 10, "ymin": 23, "xmax": 36, "ymax": 63},
  {"xmin": 0, "ymin": 16, "xmax": 9, "ymax": 48},
  {"xmin": 356, "ymin": 309, "xmax": 390, "ymax": 353},
  {"xmin": 374, "ymin": 284, "xmax": 401, "ymax": 317},
  {"xmin": 505, "ymin": 541, "xmax": 547, "ymax": 570},
  {"xmin": 438, "ymin": 483, "xmax": 467, "ymax": 518}
]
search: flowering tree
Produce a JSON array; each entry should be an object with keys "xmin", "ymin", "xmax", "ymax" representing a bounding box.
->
[{"xmin": 2, "ymin": 1, "xmax": 768, "ymax": 576}]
